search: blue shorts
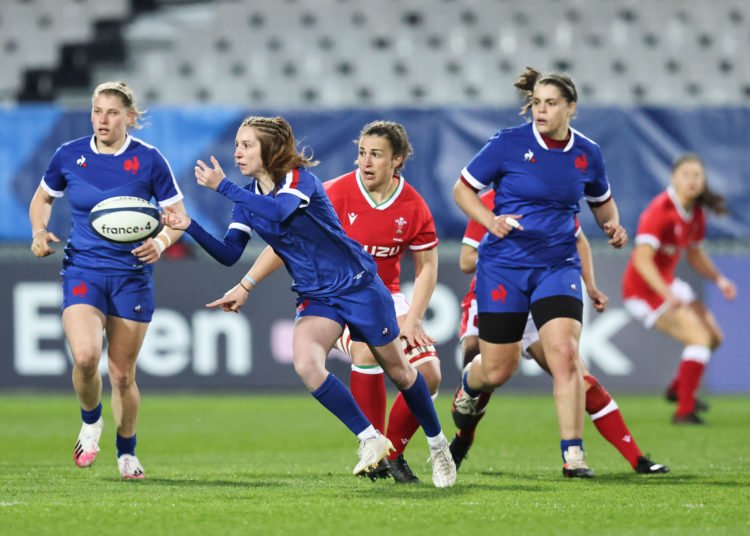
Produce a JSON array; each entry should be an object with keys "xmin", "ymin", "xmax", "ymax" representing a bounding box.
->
[
  {"xmin": 61, "ymin": 267, "xmax": 155, "ymax": 323},
  {"xmin": 295, "ymin": 277, "xmax": 400, "ymax": 347},
  {"xmin": 475, "ymin": 259, "xmax": 582, "ymax": 315}
]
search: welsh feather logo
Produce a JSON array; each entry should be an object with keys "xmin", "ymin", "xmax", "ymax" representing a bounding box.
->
[{"xmin": 394, "ymin": 216, "xmax": 407, "ymax": 234}]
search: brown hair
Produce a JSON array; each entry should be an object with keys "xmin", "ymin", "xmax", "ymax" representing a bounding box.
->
[
  {"xmin": 356, "ymin": 120, "xmax": 414, "ymax": 172},
  {"xmin": 91, "ymin": 81, "xmax": 144, "ymax": 129},
  {"xmin": 240, "ymin": 116, "xmax": 319, "ymax": 184},
  {"xmin": 514, "ymin": 66, "xmax": 578, "ymax": 116},
  {"xmin": 672, "ymin": 153, "xmax": 727, "ymax": 215}
]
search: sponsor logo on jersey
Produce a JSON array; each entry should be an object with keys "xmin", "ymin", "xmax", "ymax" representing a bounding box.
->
[
  {"xmin": 76, "ymin": 155, "xmax": 87, "ymax": 168},
  {"xmin": 363, "ymin": 244, "xmax": 402, "ymax": 258},
  {"xmin": 524, "ymin": 149, "xmax": 536, "ymax": 163},
  {"xmin": 394, "ymin": 216, "xmax": 407, "ymax": 234},
  {"xmin": 124, "ymin": 156, "xmax": 140, "ymax": 174},
  {"xmin": 574, "ymin": 153, "xmax": 588, "ymax": 173},
  {"xmin": 348, "ymin": 212, "xmax": 358, "ymax": 225}
]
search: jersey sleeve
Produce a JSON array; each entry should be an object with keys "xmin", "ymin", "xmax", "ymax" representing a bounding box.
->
[
  {"xmin": 462, "ymin": 190, "xmax": 494, "ymax": 249},
  {"xmin": 228, "ymin": 202, "xmax": 253, "ymax": 238},
  {"xmin": 150, "ymin": 148, "xmax": 183, "ymax": 207},
  {"xmin": 277, "ymin": 168, "xmax": 315, "ymax": 209},
  {"xmin": 461, "ymin": 131, "xmax": 507, "ymax": 191},
  {"xmin": 409, "ymin": 197, "xmax": 439, "ymax": 251},
  {"xmin": 40, "ymin": 147, "xmax": 67, "ymax": 198},
  {"xmin": 583, "ymin": 145, "xmax": 612, "ymax": 205},
  {"xmin": 634, "ymin": 200, "xmax": 668, "ymax": 250}
]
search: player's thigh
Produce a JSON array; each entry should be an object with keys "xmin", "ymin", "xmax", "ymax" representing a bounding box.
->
[
  {"xmin": 62, "ymin": 304, "xmax": 106, "ymax": 367},
  {"xmin": 477, "ymin": 338, "xmax": 522, "ymax": 384},
  {"xmin": 689, "ymin": 300, "xmax": 723, "ymax": 347},
  {"xmin": 294, "ymin": 315, "xmax": 344, "ymax": 365},
  {"xmin": 105, "ymin": 315, "xmax": 150, "ymax": 372},
  {"xmin": 350, "ymin": 340, "xmax": 377, "ymax": 366},
  {"xmin": 653, "ymin": 306, "xmax": 712, "ymax": 346},
  {"xmin": 538, "ymin": 317, "xmax": 582, "ymax": 375}
]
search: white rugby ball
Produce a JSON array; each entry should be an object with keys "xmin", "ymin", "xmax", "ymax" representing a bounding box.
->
[{"xmin": 88, "ymin": 196, "xmax": 162, "ymax": 244}]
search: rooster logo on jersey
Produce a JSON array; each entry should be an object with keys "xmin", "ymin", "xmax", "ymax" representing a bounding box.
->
[{"xmin": 394, "ymin": 216, "xmax": 407, "ymax": 235}]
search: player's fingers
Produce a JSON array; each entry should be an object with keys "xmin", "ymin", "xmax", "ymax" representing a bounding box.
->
[
  {"xmin": 210, "ymin": 155, "xmax": 222, "ymax": 171},
  {"xmin": 48, "ymin": 232, "xmax": 61, "ymax": 243}
]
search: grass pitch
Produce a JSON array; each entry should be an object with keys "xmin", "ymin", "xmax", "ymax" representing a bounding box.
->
[{"xmin": 1, "ymin": 393, "xmax": 748, "ymax": 535}]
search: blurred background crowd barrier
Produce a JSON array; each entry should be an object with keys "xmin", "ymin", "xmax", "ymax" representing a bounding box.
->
[{"xmin": 1, "ymin": 0, "xmax": 748, "ymax": 392}]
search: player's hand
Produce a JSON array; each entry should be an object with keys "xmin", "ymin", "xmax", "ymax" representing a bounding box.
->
[
  {"xmin": 716, "ymin": 275, "xmax": 737, "ymax": 301},
  {"xmin": 162, "ymin": 205, "xmax": 191, "ymax": 230},
  {"xmin": 132, "ymin": 237, "xmax": 163, "ymax": 264},
  {"xmin": 397, "ymin": 315, "xmax": 436, "ymax": 348},
  {"xmin": 486, "ymin": 214, "xmax": 523, "ymax": 239},
  {"xmin": 587, "ymin": 287, "xmax": 609, "ymax": 312},
  {"xmin": 603, "ymin": 221, "xmax": 628, "ymax": 248},
  {"xmin": 195, "ymin": 156, "xmax": 226, "ymax": 190},
  {"xmin": 30, "ymin": 229, "xmax": 60, "ymax": 257},
  {"xmin": 206, "ymin": 284, "xmax": 249, "ymax": 313}
]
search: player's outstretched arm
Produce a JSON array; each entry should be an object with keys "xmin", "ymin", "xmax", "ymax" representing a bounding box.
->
[{"xmin": 686, "ymin": 247, "xmax": 737, "ymax": 301}]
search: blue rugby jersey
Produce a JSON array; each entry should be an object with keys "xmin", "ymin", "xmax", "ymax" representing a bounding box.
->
[
  {"xmin": 41, "ymin": 134, "xmax": 182, "ymax": 274},
  {"xmin": 220, "ymin": 167, "xmax": 379, "ymax": 298},
  {"xmin": 462, "ymin": 122, "xmax": 611, "ymax": 268}
]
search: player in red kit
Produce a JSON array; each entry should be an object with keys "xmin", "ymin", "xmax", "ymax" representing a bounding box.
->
[
  {"xmin": 324, "ymin": 121, "xmax": 440, "ymax": 483},
  {"xmin": 622, "ymin": 154, "xmax": 736, "ymax": 424},
  {"xmin": 450, "ymin": 191, "xmax": 668, "ymax": 474}
]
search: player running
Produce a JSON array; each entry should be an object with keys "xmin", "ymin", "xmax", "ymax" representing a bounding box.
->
[
  {"xmin": 28, "ymin": 81, "xmax": 186, "ymax": 479},
  {"xmin": 452, "ymin": 66, "xmax": 628, "ymax": 478},
  {"xmin": 324, "ymin": 120, "xmax": 441, "ymax": 483},
  {"xmin": 450, "ymin": 191, "xmax": 669, "ymax": 475},
  {"xmin": 162, "ymin": 116, "xmax": 456, "ymax": 487},
  {"xmin": 622, "ymin": 154, "xmax": 736, "ymax": 425}
]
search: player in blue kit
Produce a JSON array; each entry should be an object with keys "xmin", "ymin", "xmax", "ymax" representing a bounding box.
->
[
  {"xmin": 28, "ymin": 82, "xmax": 186, "ymax": 480},
  {"xmin": 162, "ymin": 116, "xmax": 456, "ymax": 487},
  {"xmin": 451, "ymin": 67, "xmax": 628, "ymax": 478}
]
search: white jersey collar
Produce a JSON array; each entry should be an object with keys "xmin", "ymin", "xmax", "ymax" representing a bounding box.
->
[
  {"xmin": 532, "ymin": 122, "xmax": 575, "ymax": 152},
  {"xmin": 355, "ymin": 169, "xmax": 405, "ymax": 210},
  {"xmin": 90, "ymin": 133, "xmax": 132, "ymax": 156}
]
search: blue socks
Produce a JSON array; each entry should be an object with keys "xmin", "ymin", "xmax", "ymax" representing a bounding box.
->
[
  {"xmin": 400, "ymin": 372, "xmax": 441, "ymax": 438},
  {"xmin": 462, "ymin": 370, "xmax": 481, "ymax": 398},
  {"xmin": 561, "ymin": 438, "xmax": 583, "ymax": 462},
  {"xmin": 116, "ymin": 434, "xmax": 137, "ymax": 457},
  {"xmin": 311, "ymin": 373, "xmax": 371, "ymax": 436},
  {"xmin": 81, "ymin": 402, "xmax": 102, "ymax": 424}
]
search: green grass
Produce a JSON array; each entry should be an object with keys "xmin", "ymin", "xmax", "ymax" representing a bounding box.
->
[{"xmin": 1, "ymin": 393, "xmax": 749, "ymax": 535}]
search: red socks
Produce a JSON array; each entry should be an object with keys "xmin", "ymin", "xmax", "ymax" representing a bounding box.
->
[
  {"xmin": 350, "ymin": 366, "xmax": 386, "ymax": 433},
  {"xmin": 674, "ymin": 345, "xmax": 711, "ymax": 416},
  {"xmin": 584, "ymin": 374, "xmax": 643, "ymax": 469},
  {"xmin": 385, "ymin": 392, "xmax": 421, "ymax": 459}
]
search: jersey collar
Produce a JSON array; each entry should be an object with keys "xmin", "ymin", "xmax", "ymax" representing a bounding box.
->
[
  {"xmin": 532, "ymin": 122, "xmax": 575, "ymax": 152},
  {"xmin": 666, "ymin": 185, "xmax": 694, "ymax": 221},
  {"xmin": 89, "ymin": 134, "xmax": 133, "ymax": 156},
  {"xmin": 355, "ymin": 169, "xmax": 405, "ymax": 210}
]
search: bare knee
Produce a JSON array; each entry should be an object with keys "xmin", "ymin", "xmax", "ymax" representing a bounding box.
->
[
  {"xmin": 108, "ymin": 362, "xmax": 136, "ymax": 392},
  {"xmin": 546, "ymin": 344, "xmax": 579, "ymax": 380},
  {"xmin": 481, "ymin": 355, "xmax": 518, "ymax": 387},
  {"xmin": 418, "ymin": 361, "xmax": 441, "ymax": 395},
  {"xmin": 72, "ymin": 347, "xmax": 101, "ymax": 376},
  {"xmin": 293, "ymin": 354, "xmax": 328, "ymax": 389}
]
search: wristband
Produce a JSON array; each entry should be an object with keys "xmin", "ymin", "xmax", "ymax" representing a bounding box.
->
[
  {"xmin": 239, "ymin": 282, "xmax": 252, "ymax": 292},
  {"xmin": 243, "ymin": 274, "xmax": 257, "ymax": 287},
  {"xmin": 154, "ymin": 237, "xmax": 167, "ymax": 254},
  {"xmin": 157, "ymin": 231, "xmax": 173, "ymax": 248},
  {"xmin": 32, "ymin": 228, "xmax": 47, "ymax": 237}
]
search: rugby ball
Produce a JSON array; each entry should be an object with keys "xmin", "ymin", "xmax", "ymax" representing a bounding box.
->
[{"xmin": 88, "ymin": 196, "xmax": 162, "ymax": 244}]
